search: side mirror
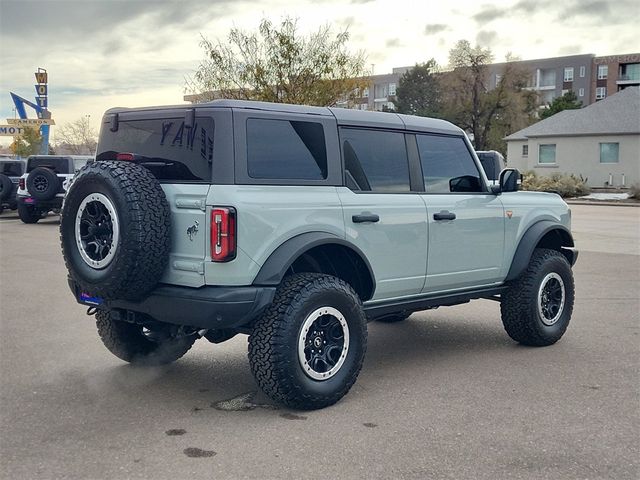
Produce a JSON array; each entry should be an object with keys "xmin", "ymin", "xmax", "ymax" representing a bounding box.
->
[{"xmin": 499, "ymin": 168, "xmax": 520, "ymax": 193}]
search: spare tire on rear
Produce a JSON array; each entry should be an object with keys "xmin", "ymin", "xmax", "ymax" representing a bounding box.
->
[
  {"xmin": 27, "ymin": 167, "xmax": 60, "ymax": 201},
  {"xmin": 60, "ymin": 161, "xmax": 171, "ymax": 301}
]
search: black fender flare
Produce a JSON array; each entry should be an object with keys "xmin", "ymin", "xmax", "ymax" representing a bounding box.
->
[
  {"xmin": 505, "ymin": 220, "xmax": 576, "ymax": 281},
  {"xmin": 252, "ymin": 232, "xmax": 376, "ymax": 296}
]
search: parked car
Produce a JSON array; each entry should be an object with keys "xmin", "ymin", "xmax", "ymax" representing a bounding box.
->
[
  {"xmin": 16, "ymin": 155, "xmax": 94, "ymax": 223},
  {"xmin": 0, "ymin": 159, "xmax": 26, "ymax": 213},
  {"xmin": 476, "ymin": 150, "xmax": 506, "ymax": 183},
  {"xmin": 60, "ymin": 101, "xmax": 577, "ymax": 410}
]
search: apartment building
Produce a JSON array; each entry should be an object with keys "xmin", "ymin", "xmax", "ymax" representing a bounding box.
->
[
  {"xmin": 340, "ymin": 67, "xmax": 410, "ymax": 111},
  {"xmin": 592, "ymin": 53, "xmax": 640, "ymax": 103}
]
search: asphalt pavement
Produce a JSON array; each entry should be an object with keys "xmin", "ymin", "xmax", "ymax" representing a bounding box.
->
[{"xmin": 0, "ymin": 204, "xmax": 638, "ymax": 479}]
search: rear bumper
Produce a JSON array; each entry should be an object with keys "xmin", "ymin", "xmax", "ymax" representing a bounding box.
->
[
  {"xmin": 68, "ymin": 279, "xmax": 276, "ymax": 329},
  {"xmin": 17, "ymin": 195, "xmax": 63, "ymax": 210}
]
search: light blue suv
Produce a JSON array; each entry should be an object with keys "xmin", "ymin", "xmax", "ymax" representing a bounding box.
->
[{"xmin": 60, "ymin": 101, "xmax": 578, "ymax": 409}]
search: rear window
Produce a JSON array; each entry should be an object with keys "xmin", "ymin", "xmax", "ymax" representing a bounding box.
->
[
  {"xmin": 27, "ymin": 157, "xmax": 72, "ymax": 174},
  {"xmin": 96, "ymin": 117, "xmax": 214, "ymax": 182},
  {"xmin": 477, "ymin": 153, "xmax": 497, "ymax": 180},
  {"xmin": 1, "ymin": 161, "xmax": 25, "ymax": 176}
]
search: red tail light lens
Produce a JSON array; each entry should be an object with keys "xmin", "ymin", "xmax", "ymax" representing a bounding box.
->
[
  {"xmin": 116, "ymin": 152, "xmax": 135, "ymax": 161},
  {"xmin": 19, "ymin": 178, "xmax": 25, "ymax": 190},
  {"xmin": 210, "ymin": 207, "xmax": 236, "ymax": 262}
]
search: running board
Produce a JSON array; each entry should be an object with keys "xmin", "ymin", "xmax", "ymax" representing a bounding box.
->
[{"xmin": 363, "ymin": 285, "xmax": 508, "ymax": 320}]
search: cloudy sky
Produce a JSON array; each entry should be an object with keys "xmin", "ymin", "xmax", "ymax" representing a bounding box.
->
[{"xmin": 0, "ymin": 0, "xmax": 638, "ymax": 145}]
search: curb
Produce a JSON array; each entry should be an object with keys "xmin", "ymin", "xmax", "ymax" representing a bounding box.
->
[{"xmin": 565, "ymin": 200, "xmax": 640, "ymax": 207}]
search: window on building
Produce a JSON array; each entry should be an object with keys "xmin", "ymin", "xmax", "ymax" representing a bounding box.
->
[
  {"xmin": 374, "ymin": 84, "xmax": 388, "ymax": 99},
  {"xmin": 561, "ymin": 89, "xmax": 570, "ymax": 95},
  {"xmin": 363, "ymin": 88, "xmax": 369, "ymax": 98},
  {"xmin": 579, "ymin": 65, "xmax": 586, "ymax": 78},
  {"xmin": 578, "ymin": 88, "xmax": 585, "ymax": 97},
  {"xmin": 538, "ymin": 144, "xmax": 556, "ymax": 164},
  {"xmin": 522, "ymin": 144, "xmax": 529, "ymax": 157},
  {"xmin": 388, "ymin": 83, "xmax": 397, "ymax": 96},
  {"xmin": 597, "ymin": 64, "xmax": 608, "ymax": 80},
  {"xmin": 619, "ymin": 63, "xmax": 640, "ymax": 81},
  {"xmin": 341, "ymin": 128, "xmax": 410, "ymax": 192},
  {"xmin": 247, "ymin": 118, "xmax": 327, "ymax": 180},
  {"xmin": 564, "ymin": 67, "xmax": 574, "ymax": 82},
  {"xmin": 599, "ymin": 143, "xmax": 619, "ymax": 163},
  {"xmin": 416, "ymin": 135, "xmax": 483, "ymax": 193},
  {"xmin": 596, "ymin": 87, "xmax": 607, "ymax": 100}
]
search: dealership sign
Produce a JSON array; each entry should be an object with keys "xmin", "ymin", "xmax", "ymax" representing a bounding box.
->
[{"xmin": 7, "ymin": 118, "xmax": 55, "ymax": 126}]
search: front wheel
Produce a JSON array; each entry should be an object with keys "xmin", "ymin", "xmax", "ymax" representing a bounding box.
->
[
  {"xmin": 96, "ymin": 310, "xmax": 196, "ymax": 366},
  {"xmin": 501, "ymin": 248, "xmax": 575, "ymax": 346},
  {"xmin": 248, "ymin": 273, "xmax": 367, "ymax": 410}
]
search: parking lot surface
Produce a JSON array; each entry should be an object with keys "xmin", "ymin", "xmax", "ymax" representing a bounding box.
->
[{"xmin": 1, "ymin": 204, "xmax": 638, "ymax": 479}]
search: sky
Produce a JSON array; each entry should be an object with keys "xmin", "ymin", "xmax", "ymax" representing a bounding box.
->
[{"xmin": 0, "ymin": 0, "xmax": 639, "ymax": 146}]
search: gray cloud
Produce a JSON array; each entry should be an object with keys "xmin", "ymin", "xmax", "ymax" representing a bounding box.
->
[
  {"xmin": 557, "ymin": 44, "xmax": 581, "ymax": 55},
  {"xmin": 424, "ymin": 23, "xmax": 450, "ymax": 35},
  {"xmin": 385, "ymin": 38, "xmax": 401, "ymax": 48},
  {"xmin": 476, "ymin": 30, "xmax": 498, "ymax": 47},
  {"xmin": 472, "ymin": 5, "xmax": 502, "ymax": 25}
]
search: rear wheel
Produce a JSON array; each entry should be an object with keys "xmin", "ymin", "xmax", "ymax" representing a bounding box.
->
[
  {"xmin": 248, "ymin": 273, "xmax": 367, "ymax": 410},
  {"xmin": 18, "ymin": 203, "xmax": 43, "ymax": 224},
  {"xmin": 501, "ymin": 248, "xmax": 574, "ymax": 346},
  {"xmin": 96, "ymin": 310, "xmax": 196, "ymax": 365}
]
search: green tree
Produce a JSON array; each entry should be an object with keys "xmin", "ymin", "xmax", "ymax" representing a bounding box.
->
[
  {"xmin": 540, "ymin": 91, "xmax": 582, "ymax": 119},
  {"xmin": 393, "ymin": 60, "xmax": 442, "ymax": 117},
  {"xmin": 11, "ymin": 127, "xmax": 42, "ymax": 157},
  {"xmin": 186, "ymin": 17, "xmax": 368, "ymax": 107},
  {"xmin": 440, "ymin": 40, "xmax": 536, "ymax": 151}
]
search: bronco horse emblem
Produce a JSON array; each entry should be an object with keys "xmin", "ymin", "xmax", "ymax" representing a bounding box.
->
[{"xmin": 186, "ymin": 221, "xmax": 199, "ymax": 241}]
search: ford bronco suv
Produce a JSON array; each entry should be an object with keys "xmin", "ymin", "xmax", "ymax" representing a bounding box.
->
[
  {"xmin": 60, "ymin": 101, "xmax": 577, "ymax": 410},
  {"xmin": 17, "ymin": 155, "xmax": 94, "ymax": 223}
]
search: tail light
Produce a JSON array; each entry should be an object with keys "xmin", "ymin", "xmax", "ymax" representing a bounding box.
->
[
  {"xmin": 19, "ymin": 178, "xmax": 25, "ymax": 190},
  {"xmin": 210, "ymin": 207, "xmax": 236, "ymax": 262},
  {"xmin": 116, "ymin": 152, "xmax": 135, "ymax": 161}
]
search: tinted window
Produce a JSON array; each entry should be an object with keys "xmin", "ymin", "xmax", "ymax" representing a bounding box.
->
[
  {"xmin": 1, "ymin": 161, "xmax": 24, "ymax": 176},
  {"xmin": 247, "ymin": 119, "xmax": 327, "ymax": 180},
  {"xmin": 417, "ymin": 135, "xmax": 483, "ymax": 193},
  {"xmin": 27, "ymin": 156, "xmax": 71, "ymax": 174},
  {"xmin": 341, "ymin": 128, "xmax": 410, "ymax": 193},
  {"xmin": 97, "ymin": 117, "xmax": 214, "ymax": 182},
  {"xmin": 477, "ymin": 153, "xmax": 496, "ymax": 180}
]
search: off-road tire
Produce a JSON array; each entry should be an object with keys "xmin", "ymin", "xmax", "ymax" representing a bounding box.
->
[
  {"xmin": 0, "ymin": 174, "xmax": 12, "ymax": 201},
  {"xmin": 60, "ymin": 161, "xmax": 170, "ymax": 301},
  {"xmin": 248, "ymin": 273, "xmax": 367, "ymax": 410},
  {"xmin": 376, "ymin": 312, "xmax": 411, "ymax": 323},
  {"xmin": 18, "ymin": 203, "xmax": 42, "ymax": 224},
  {"xmin": 95, "ymin": 310, "xmax": 195, "ymax": 366},
  {"xmin": 501, "ymin": 248, "xmax": 574, "ymax": 346},
  {"xmin": 27, "ymin": 167, "xmax": 60, "ymax": 201}
]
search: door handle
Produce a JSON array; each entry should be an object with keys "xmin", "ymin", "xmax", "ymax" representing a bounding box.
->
[
  {"xmin": 433, "ymin": 210, "xmax": 456, "ymax": 221},
  {"xmin": 352, "ymin": 213, "xmax": 380, "ymax": 223}
]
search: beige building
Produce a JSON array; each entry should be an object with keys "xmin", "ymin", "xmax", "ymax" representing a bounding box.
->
[{"xmin": 505, "ymin": 87, "xmax": 640, "ymax": 188}]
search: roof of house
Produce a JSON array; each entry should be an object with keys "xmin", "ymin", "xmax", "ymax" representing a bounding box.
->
[{"xmin": 505, "ymin": 87, "xmax": 640, "ymax": 141}]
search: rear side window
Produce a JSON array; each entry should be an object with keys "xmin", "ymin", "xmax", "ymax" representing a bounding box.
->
[
  {"xmin": 340, "ymin": 128, "xmax": 410, "ymax": 193},
  {"xmin": 417, "ymin": 135, "xmax": 483, "ymax": 193},
  {"xmin": 246, "ymin": 118, "xmax": 327, "ymax": 180},
  {"xmin": 97, "ymin": 117, "xmax": 214, "ymax": 182},
  {"xmin": 27, "ymin": 157, "xmax": 71, "ymax": 174},
  {"xmin": 1, "ymin": 162, "xmax": 24, "ymax": 176}
]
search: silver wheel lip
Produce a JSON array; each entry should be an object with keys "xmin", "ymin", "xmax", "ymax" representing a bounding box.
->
[
  {"xmin": 75, "ymin": 192, "xmax": 120, "ymax": 270},
  {"xmin": 298, "ymin": 306, "xmax": 349, "ymax": 381},
  {"xmin": 537, "ymin": 272, "xmax": 566, "ymax": 326}
]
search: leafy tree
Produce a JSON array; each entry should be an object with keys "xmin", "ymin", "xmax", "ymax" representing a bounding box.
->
[
  {"xmin": 540, "ymin": 91, "xmax": 582, "ymax": 119},
  {"xmin": 186, "ymin": 17, "xmax": 368, "ymax": 107},
  {"xmin": 11, "ymin": 127, "xmax": 42, "ymax": 157},
  {"xmin": 440, "ymin": 40, "xmax": 536, "ymax": 151},
  {"xmin": 55, "ymin": 116, "xmax": 98, "ymax": 154},
  {"xmin": 393, "ymin": 60, "xmax": 442, "ymax": 117}
]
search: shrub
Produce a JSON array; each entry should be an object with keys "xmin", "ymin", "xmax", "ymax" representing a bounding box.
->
[
  {"xmin": 521, "ymin": 171, "xmax": 590, "ymax": 198},
  {"xmin": 629, "ymin": 183, "xmax": 640, "ymax": 200}
]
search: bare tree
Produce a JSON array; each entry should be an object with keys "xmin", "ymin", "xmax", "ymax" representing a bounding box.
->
[
  {"xmin": 55, "ymin": 117, "xmax": 97, "ymax": 155},
  {"xmin": 185, "ymin": 17, "xmax": 369, "ymax": 107}
]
